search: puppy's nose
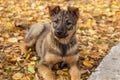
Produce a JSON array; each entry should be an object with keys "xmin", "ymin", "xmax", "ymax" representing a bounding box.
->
[
  {"xmin": 56, "ymin": 29, "xmax": 63, "ymax": 36},
  {"xmin": 55, "ymin": 28, "xmax": 67, "ymax": 38}
]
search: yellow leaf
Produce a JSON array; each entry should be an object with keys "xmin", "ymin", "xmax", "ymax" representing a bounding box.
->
[
  {"xmin": 37, "ymin": 1, "xmax": 42, "ymax": 6},
  {"xmin": 28, "ymin": 62, "xmax": 36, "ymax": 66},
  {"xmin": 25, "ymin": 53, "xmax": 30, "ymax": 60},
  {"xmin": 28, "ymin": 48, "xmax": 32, "ymax": 53},
  {"xmin": 86, "ymin": 19, "xmax": 92, "ymax": 27},
  {"xmin": 0, "ymin": 69, "xmax": 3, "ymax": 73},
  {"xmin": 51, "ymin": 0, "xmax": 55, "ymax": 2},
  {"xmin": 9, "ymin": 58, "xmax": 16, "ymax": 63},
  {"xmin": 116, "ymin": 11, "xmax": 120, "ymax": 15},
  {"xmin": 86, "ymin": 4, "xmax": 94, "ymax": 11},
  {"xmin": 6, "ymin": 22, "xmax": 13, "ymax": 30},
  {"xmin": 8, "ymin": 37, "xmax": 18, "ymax": 43},
  {"xmin": 83, "ymin": 61, "xmax": 93, "ymax": 67},
  {"xmin": 25, "ymin": 48, "xmax": 32, "ymax": 60},
  {"xmin": 63, "ymin": 72, "xmax": 69, "ymax": 76},
  {"xmin": 112, "ymin": 1, "xmax": 117, "ymax": 5}
]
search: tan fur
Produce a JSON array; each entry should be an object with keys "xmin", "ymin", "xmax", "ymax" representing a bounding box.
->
[
  {"xmin": 44, "ymin": 53, "xmax": 62, "ymax": 65},
  {"xmin": 63, "ymin": 54, "xmax": 79, "ymax": 64},
  {"xmin": 69, "ymin": 64, "xmax": 81, "ymax": 80},
  {"xmin": 37, "ymin": 63, "xmax": 56, "ymax": 80}
]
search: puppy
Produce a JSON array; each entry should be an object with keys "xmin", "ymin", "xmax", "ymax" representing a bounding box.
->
[{"xmin": 17, "ymin": 5, "xmax": 80, "ymax": 80}]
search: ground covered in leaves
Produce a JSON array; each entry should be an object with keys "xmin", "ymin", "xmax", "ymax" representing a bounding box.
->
[{"xmin": 0, "ymin": 0, "xmax": 120, "ymax": 80}]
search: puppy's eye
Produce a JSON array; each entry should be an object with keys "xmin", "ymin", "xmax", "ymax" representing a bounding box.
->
[
  {"xmin": 53, "ymin": 19, "xmax": 58, "ymax": 24},
  {"xmin": 66, "ymin": 21, "xmax": 73, "ymax": 30},
  {"xmin": 67, "ymin": 21, "xmax": 72, "ymax": 26},
  {"xmin": 53, "ymin": 19, "xmax": 58, "ymax": 28}
]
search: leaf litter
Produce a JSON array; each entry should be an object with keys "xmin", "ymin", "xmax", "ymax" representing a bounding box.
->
[{"xmin": 0, "ymin": 0, "xmax": 120, "ymax": 80}]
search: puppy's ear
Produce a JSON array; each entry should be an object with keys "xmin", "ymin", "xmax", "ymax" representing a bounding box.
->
[
  {"xmin": 48, "ymin": 5, "xmax": 61, "ymax": 17},
  {"xmin": 68, "ymin": 7, "xmax": 79, "ymax": 20}
]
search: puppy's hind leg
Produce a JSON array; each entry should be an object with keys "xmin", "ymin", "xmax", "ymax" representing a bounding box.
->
[
  {"xmin": 17, "ymin": 23, "xmax": 45, "ymax": 54},
  {"xmin": 25, "ymin": 23, "xmax": 45, "ymax": 47}
]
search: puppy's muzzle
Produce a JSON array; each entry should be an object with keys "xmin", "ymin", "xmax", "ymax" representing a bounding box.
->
[{"xmin": 55, "ymin": 28, "xmax": 67, "ymax": 38}]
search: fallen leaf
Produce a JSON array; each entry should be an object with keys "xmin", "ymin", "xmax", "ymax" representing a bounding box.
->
[
  {"xmin": 21, "ymin": 76, "xmax": 31, "ymax": 80},
  {"xmin": 25, "ymin": 53, "xmax": 31, "ymax": 60},
  {"xmin": 83, "ymin": 61, "xmax": 93, "ymax": 67},
  {"xmin": 25, "ymin": 48, "xmax": 32, "ymax": 60},
  {"xmin": 27, "ymin": 66, "xmax": 35, "ymax": 73},
  {"xmin": 0, "ymin": 69, "xmax": 3, "ymax": 73},
  {"xmin": 17, "ymin": 36, "xmax": 24, "ymax": 40},
  {"xmin": 63, "ymin": 72, "xmax": 69, "ymax": 76},
  {"xmin": 0, "ymin": 37, "xmax": 4, "ymax": 42},
  {"xmin": 8, "ymin": 37, "xmax": 18, "ymax": 43},
  {"xmin": 5, "ymin": 68, "xmax": 12, "ymax": 73},
  {"xmin": 13, "ymin": 32, "xmax": 20, "ymax": 36},
  {"xmin": 6, "ymin": 22, "xmax": 14, "ymax": 30},
  {"xmin": 86, "ymin": 19, "xmax": 92, "ymax": 27},
  {"xmin": 56, "ymin": 70, "xmax": 64, "ymax": 75},
  {"xmin": 2, "ymin": 33, "xmax": 9, "ymax": 38},
  {"xmin": 12, "ymin": 72, "xmax": 24, "ymax": 80},
  {"xmin": 31, "ymin": 56, "xmax": 37, "ymax": 61}
]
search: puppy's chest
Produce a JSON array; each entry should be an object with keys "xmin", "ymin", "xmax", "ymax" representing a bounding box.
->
[
  {"xmin": 59, "ymin": 44, "xmax": 68, "ymax": 57},
  {"xmin": 58, "ymin": 41, "xmax": 78, "ymax": 57},
  {"xmin": 45, "ymin": 42, "xmax": 78, "ymax": 64}
]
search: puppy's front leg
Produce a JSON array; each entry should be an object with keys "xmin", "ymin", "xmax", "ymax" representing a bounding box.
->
[
  {"xmin": 69, "ymin": 63, "xmax": 81, "ymax": 80},
  {"xmin": 37, "ymin": 63, "xmax": 56, "ymax": 80}
]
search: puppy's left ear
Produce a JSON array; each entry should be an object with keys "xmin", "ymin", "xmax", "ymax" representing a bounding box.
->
[
  {"xmin": 68, "ymin": 7, "xmax": 79, "ymax": 20},
  {"xmin": 48, "ymin": 5, "xmax": 61, "ymax": 17}
]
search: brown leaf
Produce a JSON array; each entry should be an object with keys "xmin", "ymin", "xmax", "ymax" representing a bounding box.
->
[
  {"xmin": 21, "ymin": 76, "xmax": 31, "ymax": 80},
  {"xmin": 2, "ymin": 33, "xmax": 10, "ymax": 38}
]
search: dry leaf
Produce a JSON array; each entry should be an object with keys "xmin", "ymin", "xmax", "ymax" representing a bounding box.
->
[
  {"xmin": 8, "ymin": 37, "xmax": 18, "ymax": 43},
  {"xmin": 12, "ymin": 72, "xmax": 24, "ymax": 80},
  {"xmin": 1, "ymin": 1, "xmax": 120, "ymax": 80},
  {"xmin": 56, "ymin": 70, "xmax": 64, "ymax": 75},
  {"xmin": 6, "ymin": 22, "xmax": 14, "ymax": 30},
  {"xmin": 25, "ymin": 53, "xmax": 31, "ymax": 60},
  {"xmin": 21, "ymin": 76, "xmax": 30, "ymax": 80},
  {"xmin": 27, "ymin": 66, "xmax": 35, "ymax": 73},
  {"xmin": 83, "ymin": 61, "xmax": 93, "ymax": 67},
  {"xmin": 2, "ymin": 33, "xmax": 9, "ymax": 38},
  {"xmin": 86, "ymin": 19, "xmax": 92, "ymax": 27},
  {"xmin": 0, "ymin": 37, "xmax": 4, "ymax": 42}
]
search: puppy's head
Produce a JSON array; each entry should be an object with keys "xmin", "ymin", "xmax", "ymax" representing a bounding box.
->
[{"xmin": 48, "ymin": 6, "xmax": 79, "ymax": 44}]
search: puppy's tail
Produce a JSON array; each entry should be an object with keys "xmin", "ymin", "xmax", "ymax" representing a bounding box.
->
[{"xmin": 16, "ymin": 24, "xmax": 30, "ymax": 31}]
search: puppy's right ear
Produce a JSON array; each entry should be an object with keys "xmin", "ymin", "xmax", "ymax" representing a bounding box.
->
[{"xmin": 48, "ymin": 5, "xmax": 61, "ymax": 17}]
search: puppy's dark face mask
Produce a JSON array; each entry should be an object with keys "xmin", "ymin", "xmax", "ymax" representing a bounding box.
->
[{"xmin": 48, "ymin": 6, "xmax": 79, "ymax": 43}]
